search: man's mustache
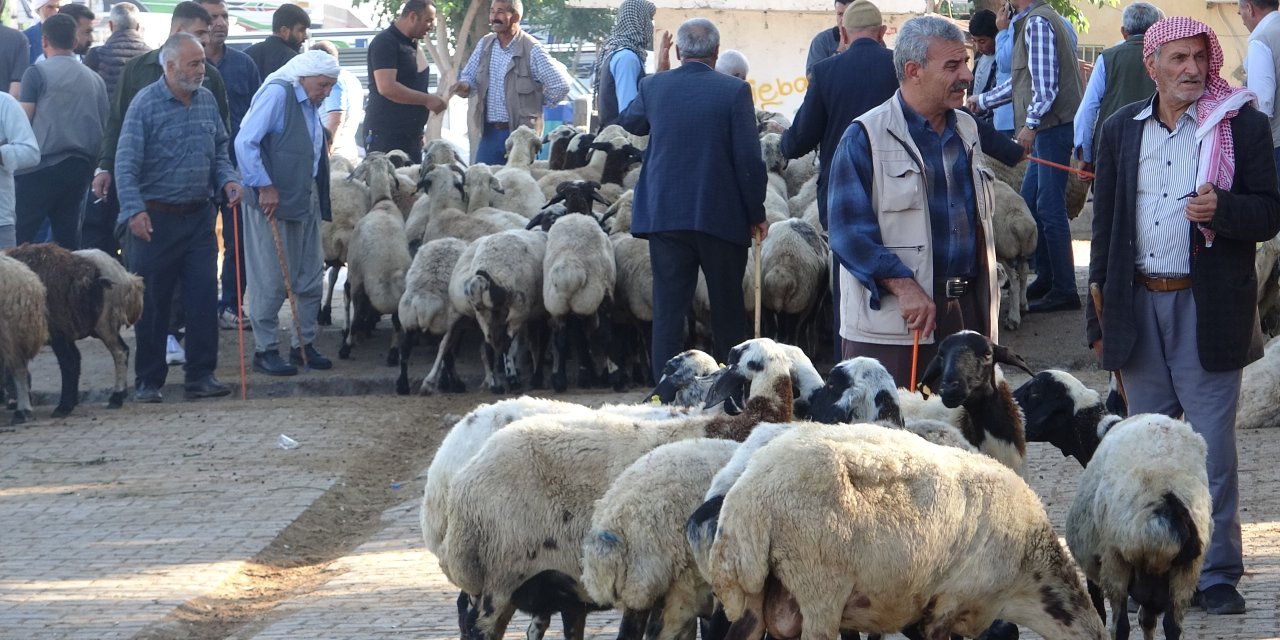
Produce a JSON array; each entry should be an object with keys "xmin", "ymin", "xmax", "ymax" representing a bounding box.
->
[{"xmin": 950, "ymin": 81, "xmax": 971, "ymax": 92}]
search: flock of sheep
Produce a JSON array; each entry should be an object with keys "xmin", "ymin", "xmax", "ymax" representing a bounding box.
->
[{"xmin": 420, "ymin": 333, "xmax": 1210, "ymax": 640}]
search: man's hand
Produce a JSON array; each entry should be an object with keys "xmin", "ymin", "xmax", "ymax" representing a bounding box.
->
[
  {"xmin": 1185, "ymin": 182, "xmax": 1217, "ymax": 224},
  {"xmin": 763, "ymin": 120, "xmax": 786, "ymax": 135},
  {"xmin": 92, "ymin": 171, "xmax": 111, "ymax": 199},
  {"xmin": 128, "ymin": 211, "xmax": 152, "ymax": 242},
  {"xmin": 223, "ymin": 181, "xmax": 242, "ymax": 208},
  {"xmin": 883, "ymin": 277, "xmax": 937, "ymax": 338},
  {"xmin": 657, "ymin": 30, "xmax": 673, "ymax": 72},
  {"xmin": 1078, "ymin": 161, "xmax": 1095, "ymax": 183},
  {"xmin": 425, "ymin": 93, "xmax": 448, "ymax": 114},
  {"xmin": 1091, "ymin": 339, "xmax": 1102, "ymax": 362},
  {"xmin": 751, "ymin": 220, "xmax": 769, "ymax": 242},
  {"xmin": 257, "ymin": 185, "xmax": 280, "ymax": 219},
  {"xmin": 966, "ymin": 96, "xmax": 983, "ymax": 113},
  {"xmin": 1016, "ymin": 126, "xmax": 1036, "ymax": 154},
  {"xmin": 997, "ymin": 3, "xmax": 1012, "ymax": 30},
  {"xmin": 450, "ymin": 81, "xmax": 471, "ymax": 98}
]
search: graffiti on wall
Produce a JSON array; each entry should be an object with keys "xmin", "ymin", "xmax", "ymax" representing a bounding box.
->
[{"xmin": 749, "ymin": 75, "xmax": 809, "ymax": 110}]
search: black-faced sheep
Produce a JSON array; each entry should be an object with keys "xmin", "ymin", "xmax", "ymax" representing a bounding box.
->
[
  {"xmin": 708, "ymin": 422, "xmax": 1108, "ymax": 640},
  {"xmin": 74, "ymin": 249, "xmax": 145, "ymax": 408},
  {"xmin": 4, "ymin": 244, "xmax": 109, "ymax": 419},
  {"xmin": 1065, "ymin": 414, "xmax": 1210, "ymax": 640},
  {"xmin": 1014, "ymin": 369, "xmax": 1120, "ymax": 467},
  {"xmin": 648, "ymin": 349, "xmax": 720, "ymax": 407},
  {"xmin": 439, "ymin": 338, "xmax": 798, "ymax": 640},
  {"xmin": 0, "ymin": 253, "xmax": 48, "ymax": 424}
]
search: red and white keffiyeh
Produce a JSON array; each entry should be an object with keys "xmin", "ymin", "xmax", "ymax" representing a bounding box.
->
[{"xmin": 1143, "ymin": 17, "xmax": 1255, "ymax": 246}]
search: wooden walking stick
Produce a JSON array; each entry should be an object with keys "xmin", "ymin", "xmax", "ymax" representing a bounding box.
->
[
  {"xmin": 1089, "ymin": 282, "xmax": 1127, "ymax": 407},
  {"xmin": 753, "ymin": 234, "xmax": 762, "ymax": 339},
  {"xmin": 232, "ymin": 204, "xmax": 247, "ymax": 399},
  {"xmin": 269, "ymin": 215, "xmax": 309, "ymax": 371}
]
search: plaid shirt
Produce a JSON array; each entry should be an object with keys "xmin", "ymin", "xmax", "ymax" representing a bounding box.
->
[
  {"xmin": 828, "ymin": 96, "xmax": 977, "ymax": 309},
  {"xmin": 977, "ymin": 9, "xmax": 1060, "ymax": 129},
  {"xmin": 459, "ymin": 30, "xmax": 570, "ymax": 123},
  {"xmin": 115, "ymin": 78, "xmax": 237, "ymax": 224}
]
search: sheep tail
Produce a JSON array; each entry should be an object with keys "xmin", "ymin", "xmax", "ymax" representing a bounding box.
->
[
  {"xmin": 580, "ymin": 528, "xmax": 626, "ymax": 606},
  {"xmin": 1131, "ymin": 492, "xmax": 1204, "ymax": 606},
  {"xmin": 464, "ymin": 271, "xmax": 494, "ymax": 311},
  {"xmin": 548, "ymin": 259, "xmax": 587, "ymax": 298},
  {"xmin": 705, "ymin": 495, "xmax": 770, "ymax": 621},
  {"xmin": 122, "ymin": 274, "xmax": 145, "ymax": 326}
]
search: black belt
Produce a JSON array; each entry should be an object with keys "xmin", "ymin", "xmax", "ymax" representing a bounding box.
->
[
  {"xmin": 486, "ymin": 122, "xmax": 510, "ymax": 130},
  {"xmin": 935, "ymin": 276, "xmax": 974, "ymax": 298},
  {"xmin": 145, "ymin": 199, "xmax": 208, "ymax": 215}
]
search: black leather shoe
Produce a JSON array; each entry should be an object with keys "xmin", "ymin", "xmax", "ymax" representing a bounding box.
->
[
  {"xmin": 254, "ymin": 351, "xmax": 298, "ymax": 376},
  {"xmin": 1028, "ymin": 293, "xmax": 1082, "ymax": 313},
  {"xmin": 184, "ymin": 376, "xmax": 231, "ymax": 399},
  {"xmin": 1195, "ymin": 584, "xmax": 1246, "ymax": 615},
  {"xmin": 291, "ymin": 344, "xmax": 333, "ymax": 370},
  {"xmin": 134, "ymin": 385, "xmax": 163, "ymax": 403},
  {"xmin": 1026, "ymin": 277, "xmax": 1053, "ymax": 300}
]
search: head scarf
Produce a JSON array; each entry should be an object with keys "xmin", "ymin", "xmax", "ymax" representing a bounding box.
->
[
  {"xmin": 252, "ymin": 50, "xmax": 341, "ymax": 103},
  {"xmin": 592, "ymin": 0, "xmax": 656, "ymax": 101}
]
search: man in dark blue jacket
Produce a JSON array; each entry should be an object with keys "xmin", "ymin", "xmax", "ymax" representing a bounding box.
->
[{"xmin": 618, "ymin": 17, "xmax": 767, "ymax": 379}]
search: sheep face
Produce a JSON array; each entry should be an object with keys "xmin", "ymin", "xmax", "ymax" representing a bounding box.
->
[
  {"xmin": 1014, "ymin": 370, "xmax": 1106, "ymax": 465},
  {"xmin": 649, "ymin": 349, "xmax": 719, "ymax": 404},
  {"xmin": 919, "ymin": 330, "xmax": 1032, "ymax": 409},
  {"xmin": 807, "ymin": 357, "xmax": 904, "ymax": 427},
  {"xmin": 546, "ymin": 180, "xmax": 610, "ymax": 215},
  {"xmin": 703, "ymin": 338, "xmax": 790, "ymax": 411}
]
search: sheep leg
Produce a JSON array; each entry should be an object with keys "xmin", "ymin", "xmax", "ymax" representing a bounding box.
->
[
  {"xmin": 1086, "ymin": 580, "xmax": 1106, "ymax": 622},
  {"xmin": 1110, "ymin": 594, "xmax": 1130, "ymax": 640},
  {"xmin": 422, "ymin": 318, "xmax": 464, "ymax": 394},
  {"xmin": 386, "ymin": 313, "xmax": 402, "ymax": 366},
  {"xmin": 1161, "ymin": 608, "xmax": 1182, "ymax": 640},
  {"xmin": 572, "ymin": 315, "xmax": 599, "ymax": 389},
  {"xmin": 550, "ymin": 317, "xmax": 569, "ymax": 393},
  {"xmin": 722, "ymin": 592, "xmax": 767, "ymax": 640},
  {"xmin": 527, "ymin": 321, "xmax": 547, "ymax": 390},
  {"xmin": 456, "ymin": 591, "xmax": 473, "ymax": 639},
  {"xmin": 481, "ymin": 341, "xmax": 503, "ymax": 394},
  {"xmin": 559, "ymin": 603, "xmax": 588, "ymax": 640},
  {"xmin": 1137, "ymin": 604, "xmax": 1157, "ymax": 640},
  {"xmin": 503, "ymin": 329, "xmax": 523, "ymax": 392},
  {"xmin": 7, "ymin": 363, "xmax": 32, "ymax": 424},
  {"xmin": 49, "ymin": 336, "xmax": 81, "ymax": 418},
  {"xmin": 525, "ymin": 613, "xmax": 550, "ymax": 640},
  {"xmin": 103, "ymin": 331, "xmax": 130, "ymax": 408},
  {"xmin": 396, "ymin": 330, "xmax": 415, "ymax": 395},
  {"xmin": 613, "ymin": 607, "xmax": 648, "ymax": 640},
  {"xmin": 598, "ymin": 303, "xmax": 628, "ymax": 392},
  {"xmin": 653, "ymin": 585, "xmax": 706, "ymax": 640},
  {"xmin": 338, "ymin": 281, "xmax": 354, "ymax": 359},
  {"xmin": 472, "ymin": 592, "xmax": 517, "ymax": 640},
  {"xmin": 317, "ymin": 263, "xmax": 339, "ymax": 325},
  {"xmin": 699, "ymin": 605, "xmax": 731, "ymax": 640}
]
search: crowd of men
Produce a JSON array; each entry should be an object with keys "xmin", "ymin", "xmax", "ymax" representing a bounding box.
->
[{"xmin": 0, "ymin": 0, "xmax": 1273, "ymax": 617}]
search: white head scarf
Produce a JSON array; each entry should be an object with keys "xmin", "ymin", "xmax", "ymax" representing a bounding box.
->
[{"xmin": 252, "ymin": 50, "xmax": 341, "ymax": 102}]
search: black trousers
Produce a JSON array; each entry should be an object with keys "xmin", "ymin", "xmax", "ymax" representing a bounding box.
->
[
  {"xmin": 648, "ymin": 230, "xmax": 748, "ymax": 381},
  {"xmin": 15, "ymin": 156, "xmax": 93, "ymax": 249},
  {"xmin": 366, "ymin": 130, "xmax": 422, "ymax": 161},
  {"xmin": 217, "ymin": 202, "xmax": 245, "ymax": 313}
]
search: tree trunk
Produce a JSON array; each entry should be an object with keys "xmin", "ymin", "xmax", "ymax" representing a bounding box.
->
[
  {"xmin": 570, "ymin": 37, "xmax": 583, "ymax": 80},
  {"xmin": 424, "ymin": 0, "xmax": 486, "ymax": 143}
]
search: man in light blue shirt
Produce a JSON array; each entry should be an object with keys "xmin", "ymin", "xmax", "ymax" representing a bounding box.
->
[
  {"xmin": 235, "ymin": 50, "xmax": 338, "ymax": 376},
  {"xmin": 593, "ymin": 0, "xmax": 666, "ymax": 129},
  {"xmin": 0, "ymin": 91, "xmax": 38, "ymax": 248},
  {"xmin": 1073, "ymin": 2, "xmax": 1161, "ymax": 170}
]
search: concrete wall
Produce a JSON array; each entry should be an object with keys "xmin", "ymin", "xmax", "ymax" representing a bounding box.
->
[{"xmin": 1074, "ymin": 0, "xmax": 1251, "ymax": 84}]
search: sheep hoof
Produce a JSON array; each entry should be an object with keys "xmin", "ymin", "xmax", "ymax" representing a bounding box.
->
[
  {"xmin": 444, "ymin": 379, "xmax": 466, "ymax": 394},
  {"xmin": 107, "ymin": 391, "xmax": 126, "ymax": 409},
  {"xmin": 317, "ymin": 308, "xmax": 332, "ymax": 326},
  {"xmin": 551, "ymin": 372, "xmax": 568, "ymax": 393},
  {"xmin": 11, "ymin": 410, "xmax": 28, "ymax": 425},
  {"xmin": 487, "ymin": 381, "xmax": 506, "ymax": 394},
  {"xmin": 505, "ymin": 375, "xmax": 521, "ymax": 393},
  {"xmin": 609, "ymin": 369, "xmax": 627, "ymax": 392},
  {"xmin": 338, "ymin": 344, "xmax": 352, "ymax": 360},
  {"xmin": 395, "ymin": 376, "xmax": 410, "ymax": 396},
  {"xmin": 385, "ymin": 348, "xmax": 400, "ymax": 367},
  {"xmin": 417, "ymin": 381, "xmax": 437, "ymax": 396},
  {"xmin": 51, "ymin": 404, "xmax": 75, "ymax": 419}
]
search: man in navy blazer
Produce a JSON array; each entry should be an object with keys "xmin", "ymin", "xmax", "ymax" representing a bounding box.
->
[{"xmin": 618, "ymin": 17, "xmax": 768, "ymax": 380}]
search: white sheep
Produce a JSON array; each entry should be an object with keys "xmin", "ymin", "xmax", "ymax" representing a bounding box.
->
[
  {"xmin": 340, "ymin": 153, "xmax": 412, "ymax": 364},
  {"xmin": 396, "ymin": 237, "xmax": 469, "ymax": 396},
  {"xmin": 448, "ymin": 228, "xmax": 548, "ymax": 393},
  {"xmin": 758, "ymin": 132, "xmax": 790, "ymax": 210},
  {"xmin": 439, "ymin": 338, "xmax": 798, "ymax": 640},
  {"xmin": 318, "ymin": 169, "xmax": 370, "ymax": 324},
  {"xmin": 581, "ymin": 438, "xmax": 739, "ymax": 640},
  {"xmin": 602, "ymin": 190, "xmax": 656, "ymax": 383},
  {"xmin": 707, "ymin": 422, "xmax": 1108, "ymax": 640},
  {"xmin": 73, "ymin": 249, "xmax": 145, "ymax": 409},
  {"xmin": 788, "ymin": 172, "xmax": 818, "ymax": 219},
  {"xmin": 783, "ymin": 149, "xmax": 818, "ymax": 199},
  {"xmin": 492, "ymin": 125, "xmax": 546, "ymax": 218},
  {"xmin": 992, "ymin": 179, "xmax": 1037, "ymax": 331},
  {"xmin": 755, "ymin": 218, "xmax": 828, "ymax": 349},
  {"xmin": 1066, "ymin": 413, "xmax": 1211, "ymax": 640},
  {"xmin": 0, "ymin": 253, "xmax": 48, "ymax": 424},
  {"xmin": 414, "ymin": 164, "xmax": 526, "ymax": 247}
]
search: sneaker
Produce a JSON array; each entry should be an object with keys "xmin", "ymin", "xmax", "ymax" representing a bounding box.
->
[
  {"xmin": 290, "ymin": 344, "xmax": 333, "ymax": 370},
  {"xmin": 166, "ymin": 335, "xmax": 186, "ymax": 365},
  {"xmin": 218, "ymin": 307, "xmax": 250, "ymax": 330},
  {"xmin": 1194, "ymin": 584, "xmax": 1246, "ymax": 615},
  {"xmin": 134, "ymin": 384, "xmax": 163, "ymax": 403}
]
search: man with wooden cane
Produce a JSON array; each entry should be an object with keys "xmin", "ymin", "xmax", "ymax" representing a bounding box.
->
[
  {"xmin": 235, "ymin": 50, "xmax": 337, "ymax": 376},
  {"xmin": 828, "ymin": 16, "xmax": 1000, "ymax": 388},
  {"xmin": 1087, "ymin": 17, "xmax": 1280, "ymax": 615}
]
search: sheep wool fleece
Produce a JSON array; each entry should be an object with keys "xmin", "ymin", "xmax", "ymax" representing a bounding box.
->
[{"xmin": 241, "ymin": 187, "xmax": 323, "ymax": 353}]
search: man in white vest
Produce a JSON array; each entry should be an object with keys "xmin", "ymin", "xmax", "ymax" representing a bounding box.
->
[
  {"xmin": 827, "ymin": 15, "xmax": 999, "ymax": 388},
  {"xmin": 1240, "ymin": 0, "xmax": 1280, "ymax": 179}
]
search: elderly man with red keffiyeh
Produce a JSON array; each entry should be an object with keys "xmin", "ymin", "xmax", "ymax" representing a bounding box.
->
[{"xmin": 1087, "ymin": 16, "xmax": 1280, "ymax": 616}]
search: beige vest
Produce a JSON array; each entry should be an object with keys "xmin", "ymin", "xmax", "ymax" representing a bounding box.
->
[
  {"xmin": 467, "ymin": 30, "xmax": 546, "ymax": 159},
  {"xmin": 1248, "ymin": 12, "xmax": 1280, "ymax": 147},
  {"xmin": 840, "ymin": 94, "xmax": 999, "ymax": 346},
  {"xmin": 1011, "ymin": 1, "xmax": 1082, "ymax": 130}
]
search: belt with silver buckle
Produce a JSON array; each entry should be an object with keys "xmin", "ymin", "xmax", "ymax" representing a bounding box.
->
[{"xmin": 936, "ymin": 276, "xmax": 972, "ymax": 298}]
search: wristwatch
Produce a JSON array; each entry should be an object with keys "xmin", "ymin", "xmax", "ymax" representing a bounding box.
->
[{"xmin": 1025, "ymin": 123, "xmax": 1038, "ymax": 132}]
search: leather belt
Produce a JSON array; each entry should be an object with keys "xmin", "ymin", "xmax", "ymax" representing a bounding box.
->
[
  {"xmin": 145, "ymin": 199, "xmax": 209, "ymax": 215},
  {"xmin": 935, "ymin": 276, "xmax": 973, "ymax": 298},
  {"xmin": 1135, "ymin": 273, "xmax": 1191, "ymax": 292},
  {"xmin": 487, "ymin": 122, "xmax": 510, "ymax": 130}
]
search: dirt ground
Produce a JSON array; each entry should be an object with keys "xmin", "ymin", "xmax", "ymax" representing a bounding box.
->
[{"xmin": 4, "ymin": 202, "xmax": 1279, "ymax": 639}]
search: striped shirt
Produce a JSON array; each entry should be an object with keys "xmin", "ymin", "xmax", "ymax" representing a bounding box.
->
[
  {"xmin": 458, "ymin": 30, "xmax": 570, "ymax": 123},
  {"xmin": 1133, "ymin": 98, "xmax": 1197, "ymax": 276},
  {"xmin": 115, "ymin": 78, "xmax": 238, "ymax": 224},
  {"xmin": 978, "ymin": 10, "xmax": 1064, "ymax": 128}
]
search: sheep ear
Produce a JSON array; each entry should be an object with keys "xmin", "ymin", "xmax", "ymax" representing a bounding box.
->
[
  {"xmin": 992, "ymin": 343, "xmax": 1033, "ymax": 377},
  {"xmin": 592, "ymin": 192, "xmax": 613, "ymax": 207},
  {"xmin": 490, "ymin": 176, "xmax": 506, "ymax": 194},
  {"xmin": 545, "ymin": 193, "xmax": 565, "ymax": 207},
  {"xmin": 918, "ymin": 355, "xmax": 943, "ymax": 398},
  {"xmin": 704, "ymin": 368, "xmax": 748, "ymax": 411},
  {"xmin": 526, "ymin": 213, "xmax": 545, "ymax": 230},
  {"xmin": 417, "ymin": 174, "xmax": 433, "ymax": 192}
]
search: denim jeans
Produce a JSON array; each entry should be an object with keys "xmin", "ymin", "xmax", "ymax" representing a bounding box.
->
[
  {"xmin": 1020, "ymin": 122, "xmax": 1075, "ymax": 299},
  {"xmin": 475, "ymin": 123, "xmax": 512, "ymax": 166}
]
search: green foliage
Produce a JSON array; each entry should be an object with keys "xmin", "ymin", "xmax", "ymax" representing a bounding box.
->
[
  {"xmin": 356, "ymin": 0, "xmax": 614, "ymax": 46},
  {"xmin": 1047, "ymin": 0, "xmax": 1117, "ymax": 33}
]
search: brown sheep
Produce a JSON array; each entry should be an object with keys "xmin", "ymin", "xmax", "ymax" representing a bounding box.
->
[{"xmin": 0, "ymin": 253, "xmax": 49, "ymax": 424}]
